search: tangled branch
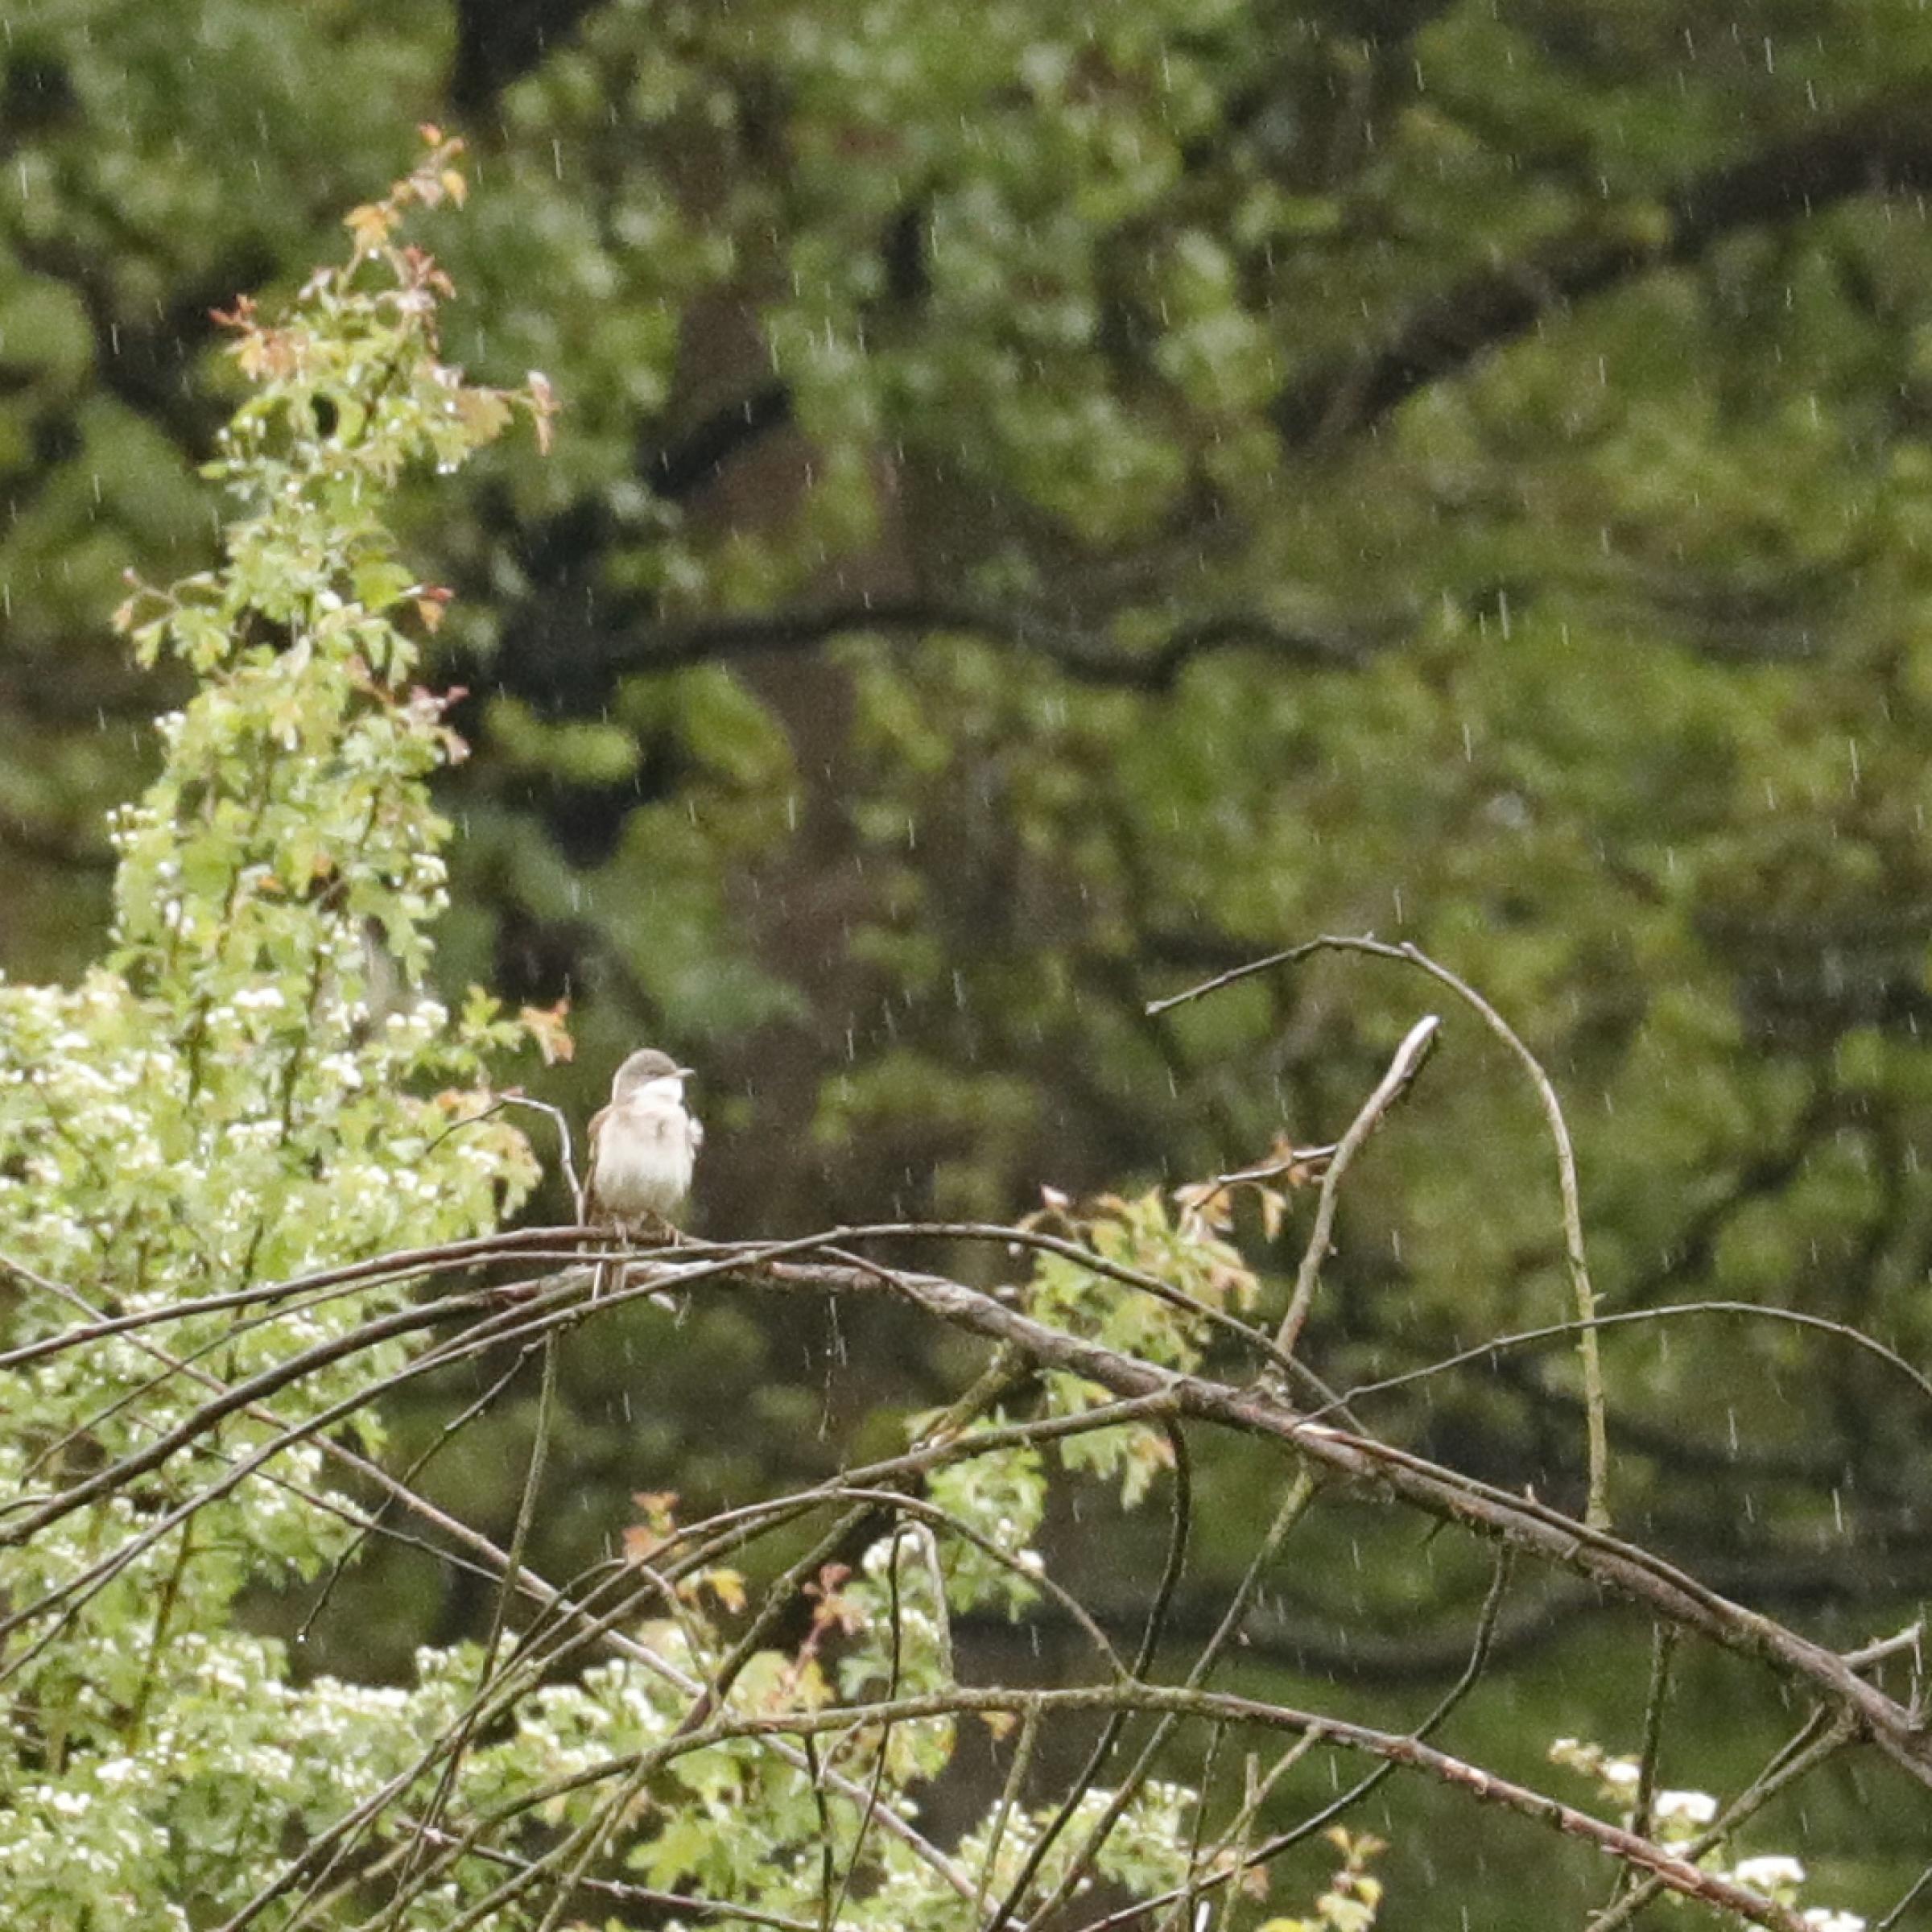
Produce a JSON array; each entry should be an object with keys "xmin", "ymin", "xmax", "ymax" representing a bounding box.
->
[{"xmin": 6, "ymin": 1170, "xmax": 1923, "ymax": 1929}]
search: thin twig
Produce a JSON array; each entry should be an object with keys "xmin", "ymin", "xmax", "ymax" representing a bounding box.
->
[
  {"xmin": 1048, "ymin": 1470, "xmax": 1325, "ymax": 1932},
  {"xmin": 1276, "ymin": 1013, "xmax": 1439, "ymax": 1357},
  {"xmin": 972, "ymin": 1703, "xmax": 1041, "ymax": 1928},
  {"xmin": 1844, "ymin": 1622, "xmax": 1923, "ymax": 1674},
  {"xmin": 826, "ymin": 1523, "xmax": 917, "ymax": 1929},
  {"xmin": 1320, "ymin": 1299, "xmax": 1932, "ymax": 1420},
  {"xmin": 498, "ymin": 1095, "xmax": 583, "ymax": 1218},
  {"xmin": 220, "ymin": 1463, "xmax": 980, "ymax": 1932},
  {"xmin": 1069, "ymin": 1545, "xmax": 1514, "ymax": 1932},
  {"xmin": 1875, "ymin": 1859, "xmax": 1932, "ymax": 1931},
  {"xmin": 995, "ymin": 1418, "xmax": 1196, "ymax": 1930},
  {"xmin": 298, "ymin": 1348, "xmax": 539, "ymax": 1641},
  {"xmin": 1605, "ymin": 1623, "xmax": 1678, "ymax": 1909},
  {"xmin": 390, "ymin": 1330, "xmax": 563, "ymax": 1919}
]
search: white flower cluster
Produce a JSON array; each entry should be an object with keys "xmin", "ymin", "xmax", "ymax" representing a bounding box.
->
[
  {"xmin": 1549, "ymin": 1740, "xmax": 1866, "ymax": 1926},
  {"xmin": 1651, "ymin": 1789, "xmax": 1717, "ymax": 1826}
]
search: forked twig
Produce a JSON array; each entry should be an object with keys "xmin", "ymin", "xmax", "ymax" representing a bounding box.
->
[
  {"xmin": 427, "ymin": 1093, "xmax": 584, "ymax": 1219},
  {"xmin": 1276, "ymin": 1013, "xmax": 1439, "ymax": 1358},
  {"xmin": 1071, "ymin": 1542, "xmax": 1517, "ymax": 1932},
  {"xmin": 1584, "ymin": 1707, "xmax": 1859, "ymax": 1932},
  {"xmin": 1153, "ymin": 934, "xmax": 1611, "ymax": 1527}
]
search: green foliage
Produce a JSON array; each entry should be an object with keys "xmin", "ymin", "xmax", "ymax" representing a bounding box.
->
[
  {"xmin": 0, "ymin": 151, "xmax": 1387, "ymax": 1932},
  {"xmin": 7, "ymin": 6, "xmax": 1932, "ymax": 1921},
  {"xmin": 1260, "ymin": 1831, "xmax": 1385, "ymax": 1932},
  {"xmin": 1027, "ymin": 1185, "xmax": 1260, "ymax": 1504},
  {"xmin": 0, "ymin": 144, "xmax": 550, "ymax": 1929}
]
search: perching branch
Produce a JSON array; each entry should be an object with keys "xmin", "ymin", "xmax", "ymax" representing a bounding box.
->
[
  {"xmin": 14, "ymin": 1191, "xmax": 1920, "ymax": 1926},
  {"xmin": 573, "ymin": 593, "xmax": 1406, "ymax": 692},
  {"xmin": 1269, "ymin": 81, "xmax": 1932, "ymax": 447}
]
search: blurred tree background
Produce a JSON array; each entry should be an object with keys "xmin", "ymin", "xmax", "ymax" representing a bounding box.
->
[{"xmin": 5, "ymin": 0, "xmax": 1932, "ymax": 1918}]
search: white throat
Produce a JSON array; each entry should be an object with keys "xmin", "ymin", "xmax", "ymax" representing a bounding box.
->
[{"xmin": 629, "ymin": 1073, "xmax": 687, "ymax": 1109}]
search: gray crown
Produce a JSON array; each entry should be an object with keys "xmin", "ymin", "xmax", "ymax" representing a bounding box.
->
[{"xmin": 611, "ymin": 1047, "xmax": 691, "ymax": 1098}]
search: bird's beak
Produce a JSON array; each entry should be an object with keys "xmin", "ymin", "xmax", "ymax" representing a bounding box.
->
[{"xmin": 676, "ymin": 1066, "xmax": 696, "ymax": 1080}]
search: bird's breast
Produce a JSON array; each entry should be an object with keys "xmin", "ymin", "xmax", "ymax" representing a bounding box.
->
[{"xmin": 591, "ymin": 1104, "xmax": 695, "ymax": 1216}]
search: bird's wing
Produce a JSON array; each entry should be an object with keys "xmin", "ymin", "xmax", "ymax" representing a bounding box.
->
[
  {"xmin": 581, "ymin": 1106, "xmax": 612, "ymax": 1224},
  {"xmin": 687, "ymin": 1111, "xmax": 704, "ymax": 1155}
]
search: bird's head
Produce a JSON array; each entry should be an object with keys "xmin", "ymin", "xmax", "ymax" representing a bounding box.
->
[{"xmin": 609, "ymin": 1047, "xmax": 693, "ymax": 1104}]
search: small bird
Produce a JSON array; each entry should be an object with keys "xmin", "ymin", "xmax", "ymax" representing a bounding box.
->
[{"xmin": 583, "ymin": 1048, "xmax": 703, "ymax": 1240}]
